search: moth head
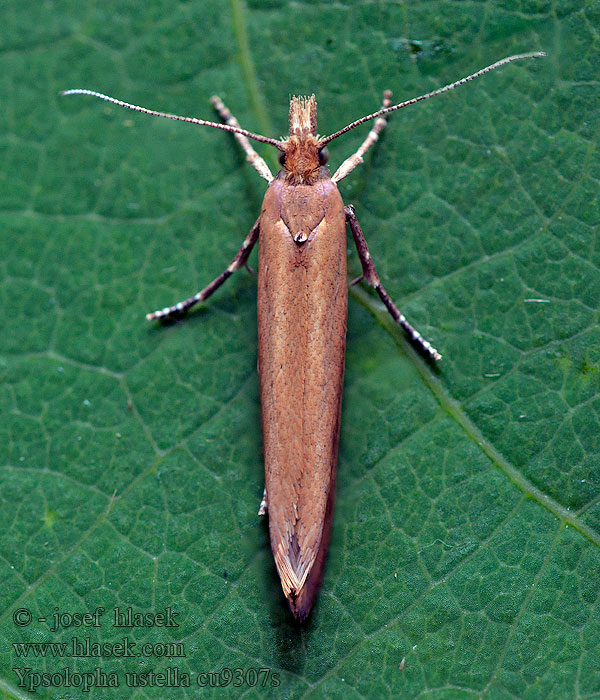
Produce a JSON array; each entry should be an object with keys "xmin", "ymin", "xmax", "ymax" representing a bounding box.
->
[{"xmin": 280, "ymin": 95, "xmax": 327, "ymax": 185}]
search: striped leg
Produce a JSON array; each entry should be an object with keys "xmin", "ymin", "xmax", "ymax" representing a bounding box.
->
[
  {"xmin": 211, "ymin": 96, "xmax": 273, "ymax": 183},
  {"xmin": 146, "ymin": 217, "xmax": 260, "ymax": 321},
  {"xmin": 332, "ymin": 90, "xmax": 393, "ymax": 183},
  {"xmin": 344, "ymin": 205, "xmax": 441, "ymax": 362},
  {"xmin": 258, "ymin": 488, "xmax": 267, "ymax": 516}
]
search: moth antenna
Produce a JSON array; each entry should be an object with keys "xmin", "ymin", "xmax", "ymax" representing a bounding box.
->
[
  {"xmin": 319, "ymin": 52, "xmax": 546, "ymax": 146},
  {"xmin": 61, "ymin": 89, "xmax": 285, "ymax": 151}
]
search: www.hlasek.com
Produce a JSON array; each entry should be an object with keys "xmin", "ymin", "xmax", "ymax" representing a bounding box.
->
[{"xmin": 13, "ymin": 636, "xmax": 183, "ymax": 659}]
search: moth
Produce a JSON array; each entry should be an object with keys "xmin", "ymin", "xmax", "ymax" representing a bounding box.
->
[{"xmin": 63, "ymin": 51, "xmax": 544, "ymax": 621}]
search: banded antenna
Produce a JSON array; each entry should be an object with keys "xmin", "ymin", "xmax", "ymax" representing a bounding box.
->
[
  {"xmin": 319, "ymin": 52, "xmax": 546, "ymax": 146},
  {"xmin": 60, "ymin": 88, "xmax": 285, "ymax": 151}
]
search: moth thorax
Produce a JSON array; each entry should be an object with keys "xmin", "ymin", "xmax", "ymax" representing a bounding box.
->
[{"xmin": 289, "ymin": 95, "xmax": 317, "ymax": 138}]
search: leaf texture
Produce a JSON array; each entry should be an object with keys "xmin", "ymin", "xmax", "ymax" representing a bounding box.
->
[{"xmin": 1, "ymin": 0, "xmax": 599, "ymax": 698}]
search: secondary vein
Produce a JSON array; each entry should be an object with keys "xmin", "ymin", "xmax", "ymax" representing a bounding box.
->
[{"xmin": 350, "ymin": 283, "xmax": 600, "ymax": 550}]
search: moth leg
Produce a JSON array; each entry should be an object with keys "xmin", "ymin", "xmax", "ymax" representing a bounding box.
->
[
  {"xmin": 211, "ymin": 96, "xmax": 273, "ymax": 183},
  {"xmin": 146, "ymin": 217, "xmax": 260, "ymax": 321},
  {"xmin": 332, "ymin": 90, "xmax": 393, "ymax": 183},
  {"xmin": 258, "ymin": 488, "xmax": 267, "ymax": 516},
  {"xmin": 344, "ymin": 205, "xmax": 442, "ymax": 362}
]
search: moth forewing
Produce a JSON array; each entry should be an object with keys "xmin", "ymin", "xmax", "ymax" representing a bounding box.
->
[{"xmin": 258, "ymin": 167, "xmax": 347, "ymax": 621}]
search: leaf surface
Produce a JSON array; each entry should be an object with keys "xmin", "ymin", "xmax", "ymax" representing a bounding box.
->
[{"xmin": 1, "ymin": 1, "xmax": 599, "ymax": 698}]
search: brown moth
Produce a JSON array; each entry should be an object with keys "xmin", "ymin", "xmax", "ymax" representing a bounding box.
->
[{"xmin": 63, "ymin": 51, "xmax": 544, "ymax": 621}]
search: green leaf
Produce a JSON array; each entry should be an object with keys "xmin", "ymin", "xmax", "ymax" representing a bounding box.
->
[{"xmin": 1, "ymin": 0, "xmax": 599, "ymax": 698}]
